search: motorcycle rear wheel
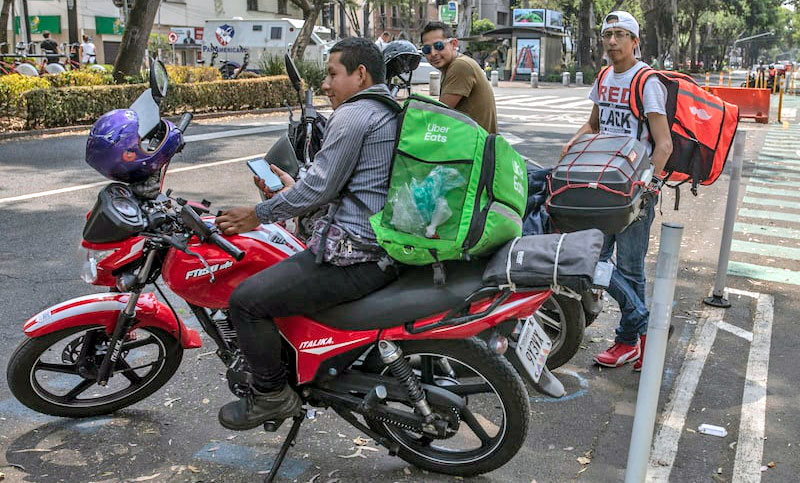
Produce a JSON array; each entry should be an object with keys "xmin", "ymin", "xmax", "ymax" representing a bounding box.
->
[
  {"xmin": 536, "ymin": 293, "xmax": 586, "ymax": 369},
  {"xmin": 365, "ymin": 338, "xmax": 530, "ymax": 477},
  {"xmin": 7, "ymin": 324, "xmax": 182, "ymax": 418}
]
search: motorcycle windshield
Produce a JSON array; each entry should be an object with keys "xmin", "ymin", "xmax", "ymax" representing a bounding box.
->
[{"xmin": 129, "ymin": 89, "xmax": 160, "ymax": 138}]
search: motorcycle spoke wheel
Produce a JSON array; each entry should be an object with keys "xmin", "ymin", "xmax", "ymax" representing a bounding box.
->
[
  {"xmin": 7, "ymin": 325, "xmax": 183, "ymax": 418},
  {"xmin": 365, "ymin": 338, "xmax": 529, "ymax": 477}
]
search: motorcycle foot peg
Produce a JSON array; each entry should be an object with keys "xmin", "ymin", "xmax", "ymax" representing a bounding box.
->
[
  {"xmin": 263, "ymin": 418, "xmax": 286, "ymax": 432},
  {"xmin": 361, "ymin": 385, "xmax": 388, "ymax": 413}
]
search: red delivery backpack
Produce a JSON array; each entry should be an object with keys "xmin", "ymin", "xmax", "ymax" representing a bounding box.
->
[{"xmin": 596, "ymin": 66, "xmax": 740, "ymax": 208}]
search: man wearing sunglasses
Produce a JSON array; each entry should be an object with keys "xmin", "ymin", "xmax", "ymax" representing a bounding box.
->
[
  {"xmin": 562, "ymin": 11, "xmax": 672, "ymax": 372},
  {"xmin": 421, "ymin": 22, "xmax": 497, "ymax": 133}
]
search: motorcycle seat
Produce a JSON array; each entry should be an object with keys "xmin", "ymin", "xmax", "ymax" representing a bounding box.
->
[{"xmin": 312, "ymin": 259, "xmax": 491, "ymax": 331}]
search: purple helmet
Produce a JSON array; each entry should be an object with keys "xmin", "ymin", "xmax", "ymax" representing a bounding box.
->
[{"xmin": 86, "ymin": 109, "xmax": 181, "ymax": 183}]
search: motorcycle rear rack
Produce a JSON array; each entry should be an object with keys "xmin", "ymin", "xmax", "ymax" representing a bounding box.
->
[{"xmin": 404, "ymin": 287, "xmax": 510, "ymax": 334}]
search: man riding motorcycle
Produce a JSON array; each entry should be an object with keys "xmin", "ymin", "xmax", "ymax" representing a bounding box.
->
[{"xmin": 214, "ymin": 37, "xmax": 400, "ymax": 430}]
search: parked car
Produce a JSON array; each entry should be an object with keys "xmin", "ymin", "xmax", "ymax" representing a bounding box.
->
[{"xmin": 410, "ymin": 61, "xmax": 438, "ymax": 84}]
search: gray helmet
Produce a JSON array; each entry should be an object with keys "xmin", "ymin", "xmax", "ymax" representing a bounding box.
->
[{"xmin": 383, "ymin": 40, "xmax": 421, "ymax": 80}]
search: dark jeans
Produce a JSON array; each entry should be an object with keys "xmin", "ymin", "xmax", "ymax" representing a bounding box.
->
[
  {"xmin": 600, "ymin": 195, "xmax": 657, "ymax": 345},
  {"xmin": 228, "ymin": 249, "xmax": 398, "ymax": 391}
]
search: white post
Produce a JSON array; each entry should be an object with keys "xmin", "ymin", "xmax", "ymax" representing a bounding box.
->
[
  {"xmin": 562, "ymin": 71, "xmax": 570, "ymax": 86},
  {"xmin": 530, "ymin": 72, "xmax": 538, "ymax": 88},
  {"xmin": 429, "ymin": 71, "xmax": 441, "ymax": 97},
  {"xmin": 491, "ymin": 70, "xmax": 499, "ymax": 87},
  {"xmin": 704, "ymin": 130, "xmax": 746, "ymax": 308},
  {"xmin": 624, "ymin": 222, "xmax": 685, "ymax": 483},
  {"xmin": 576, "ymin": 71, "xmax": 584, "ymax": 86}
]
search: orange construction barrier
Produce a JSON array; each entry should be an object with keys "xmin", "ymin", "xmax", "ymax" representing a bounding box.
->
[{"xmin": 705, "ymin": 86, "xmax": 770, "ymax": 123}]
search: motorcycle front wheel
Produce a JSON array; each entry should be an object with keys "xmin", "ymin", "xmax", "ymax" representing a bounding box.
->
[
  {"xmin": 7, "ymin": 324, "xmax": 182, "ymax": 418},
  {"xmin": 365, "ymin": 338, "xmax": 530, "ymax": 477}
]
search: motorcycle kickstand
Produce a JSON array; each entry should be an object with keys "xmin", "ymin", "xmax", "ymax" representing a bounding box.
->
[{"xmin": 264, "ymin": 413, "xmax": 305, "ymax": 483}]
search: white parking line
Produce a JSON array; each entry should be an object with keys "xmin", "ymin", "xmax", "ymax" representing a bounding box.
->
[
  {"xmin": 732, "ymin": 293, "xmax": 774, "ymax": 483},
  {"xmin": 0, "ymin": 153, "xmax": 262, "ymax": 204}
]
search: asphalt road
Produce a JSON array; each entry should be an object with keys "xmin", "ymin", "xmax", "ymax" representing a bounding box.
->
[{"xmin": 0, "ymin": 85, "xmax": 798, "ymax": 483}]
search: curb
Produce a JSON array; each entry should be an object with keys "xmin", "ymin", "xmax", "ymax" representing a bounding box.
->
[{"xmin": 0, "ymin": 102, "xmax": 333, "ymax": 141}]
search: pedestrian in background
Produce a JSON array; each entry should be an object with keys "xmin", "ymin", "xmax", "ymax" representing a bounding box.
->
[
  {"xmin": 562, "ymin": 11, "xmax": 672, "ymax": 371},
  {"xmin": 375, "ymin": 31, "xmax": 391, "ymax": 52},
  {"xmin": 420, "ymin": 21, "xmax": 497, "ymax": 133},
  {"xmin": 40, "ymin": 31, "xmax": 60, "ymax": 65},
  {"xmin": 80, "ymin": 34, "xmax": 96, "ymax": 64}
]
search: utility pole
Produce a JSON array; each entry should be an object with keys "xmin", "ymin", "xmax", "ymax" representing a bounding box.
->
[
  {"xmin": 67, "ymin": 0, "xmax": 78, "ymax": 48},
  {"xmin": 18, "ymin": 0, "xmax": 31, "ymax": 51}
]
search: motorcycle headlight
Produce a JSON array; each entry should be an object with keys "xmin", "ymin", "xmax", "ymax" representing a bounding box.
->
[{"xmin": 78, "ymin": 246, "xmax": 117, "ymax": 284}]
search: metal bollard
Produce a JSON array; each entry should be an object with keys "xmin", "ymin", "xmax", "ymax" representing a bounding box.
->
[
  {"xmin": 576, "ymin": 71, "xmax": 584, "ymax": 86},
  {"xmin": 562, "ymin": 71, "xmax": 570, "ymax": 86},
  {"xmin": 429, "ymin": 71, "xmax": 441, "ymax": 97},
  {"xmin": 704, "ymin": 130, "xmax": 746, "ymax": 308},
  {"xmin": 530, "ymin": 72, "xmax": 539, "ymax": 88},
  {"xmin": 491, "ymin": 70, "xmax": 499, "ymax": 87},
  {"xmin": 624, "ymin": 222, "xmax": 685, "ymax": 483}
]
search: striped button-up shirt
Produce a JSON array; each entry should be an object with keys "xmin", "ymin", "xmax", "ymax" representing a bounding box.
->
[{"xmin": 255, "ymin": 84, "xmax": 397, "ymax": 245}]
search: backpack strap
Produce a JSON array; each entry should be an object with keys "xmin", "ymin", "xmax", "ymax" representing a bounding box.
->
[{"xmin": 343, "ymin": 91, "xmax": 403, "ymax": 114}]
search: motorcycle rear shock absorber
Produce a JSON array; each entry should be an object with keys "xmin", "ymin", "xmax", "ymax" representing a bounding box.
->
[{"xmin": 378, "ymin": 340, "xmax": 433, "ymax": 421}]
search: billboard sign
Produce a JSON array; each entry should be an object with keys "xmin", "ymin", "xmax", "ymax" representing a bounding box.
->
[
  {"xmin": 546, "ymin": 10, "xmax": 564, "ymax": 30},
  {"xmin": 439, "ymin": 1, "xmax": 458, "ymax": 25},
  {"xmin": 513, "ymin": 9, "xmax": 545, "ymax": 28}
]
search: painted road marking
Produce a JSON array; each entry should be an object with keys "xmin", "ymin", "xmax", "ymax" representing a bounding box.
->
[
  {"xmin": 751, "ymin": 169, "xmax": 800, "ymax": 180},
  {"xmin": 732, "ymin": 293, "xmax": 774, "ymax": 483},
  {"xmin": 499, "ymin": 131, "xmax": 524, "ymax": 145},
  {"xmin": 0, "ymin": 153, "xmax": 264, "ymax": 204},
  {"xmin": 745, "ymin": 184, "xmax": 800, "ymax": 198},
  {"xmin": 735, "ymin": 222, "xmax": 800, "ymax": 240},
  {"xmin": 738, "ymin": 208, "xmax": 800, "ymax": 224},
  {"xmin": 717, "ymin": 321, "xmax": 754, "ymax": 342},
  {"xmin": 184, "ymin": 124, "xmax": 284, "ymax": 142},
  {"xmin": 728, "ymin": 261, "xmax": 800, "ymax": 285},
  {"xmin": 496, "ymin": 95, "xmax": 558, "ymax": 104},
  {"xmin": 749, "ymin": 177, "xmax": 799, "ymax": 188},
  {"xmin": 647, "ymin": 305, "xmax": 722, "ymax": 482},
  {"xmin": 742, "ymin": 195, "xmax": 800, "ymax": 210},
  {"xmin": 731, "ymin": 239, "xmax": 800, "ymax": 261}
]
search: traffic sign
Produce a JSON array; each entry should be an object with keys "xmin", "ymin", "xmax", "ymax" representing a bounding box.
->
[{"xmin": 168, "ymin": 32, "xmax": 179, "ymax": 44}]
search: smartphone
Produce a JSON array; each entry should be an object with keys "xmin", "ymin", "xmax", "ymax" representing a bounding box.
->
[{"xmin": 247, "ymin": 158, "xmax": 284, "ymax": 192}]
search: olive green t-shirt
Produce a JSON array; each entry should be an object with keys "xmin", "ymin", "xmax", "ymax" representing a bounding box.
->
[{"xmin": 440, "ymin": 55, "xmax": 498, "ymax": 133}]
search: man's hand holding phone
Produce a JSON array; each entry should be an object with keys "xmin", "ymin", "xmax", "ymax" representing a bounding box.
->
[{"xmin": 247, "ymin": 159, "xmax": 295, "ymax": 199}]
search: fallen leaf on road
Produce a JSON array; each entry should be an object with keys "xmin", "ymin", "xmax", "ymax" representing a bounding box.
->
[
  {"xmin": 717, "ymin": 467, "xmax": 723, "ymax": 474},
  {"xmin": 577, "ymin": 467, "xmax": 588, "ymax": 475},
  {"xmin": 0, "ymin": 473, "xmax": 5, "ymax": 481},
  {"xmin": 686, "ymin": 428, "xmax": 696, "ymax": 433},
  {"xmin": 202, "ymin": 398, "xmax": 210, "ymax": 404},
  {"xmin": 13, "ymin": 449, "xmax": 51, "ymax": 453},
  {"xmin": 99, "ymin": 472, "xmax": 114, "ymax": 477},
  {"xmin": 187, "ymin": 465, "xmax": 200, "ymax": 473},
  {"xmin": 403, "ymin": 467, "xmax": 412, "ymax": 475},
  {"xmin": 563, "ymin": 446, "xmax": 574, "ymax": 451},
  {"xmin": 327, "ymin": 470, "xmax": 340, "ymax": 477},
  {"xmin": 306, "ymin": 473, "xmax": 320, "ymax": 483},
  {"xmin": 207, "ymin": 446, "xmax": 220, "ymax": 452},
  {"xmin": 353, "ymin": 437, "xmax": 371, "ymax": 446},
  {"xmin": 337, "ymin": 433, "xmax": 346, "ymax": 438},
  {"xmin": 577, "ymin": 456, "xmax": 591, "ymax": 465},
  {"xmin": 130, "ymin": 474, "xmax": 161, "ymax": 482},
  {"xmin": 163, "ymin": 397, "xmax": 181, "ymax": 407},
  {"xmin": 768, "ymin": 461, "xmax": 776, "ymax": 468}
]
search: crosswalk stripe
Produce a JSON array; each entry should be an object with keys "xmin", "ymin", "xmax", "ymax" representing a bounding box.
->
[
  {"xmin": 757, "ymin": 157, "xmax": 800, "ymax": 166},
  {"xmin": 743, "ymin": 196, "xmax": 800, "ymax": 210},
  {"xmin": 746, "ymin": 184, "xmax": 800, "ymax": 198},
  {"xmin": 731, "ymin": 240, "xmax": 800, "ymax": 261},
  {"xmin": 558, "ymin": 99, "xmax": 594, "ymax": 109},
  {"xmin": 750, "ymin": 178, "xmax": 799, "ymax": 188},
  {"xmin": 500, "ymin": 96, "xmax": 584, "ymax": 107},
  {"xmin": 497, "ymin": 95, "xmax": 558, "ymax": 104},
  {"xmin": 728, "ymin": 261, "xmax": 800, "ymax": 285},
  {"xmin": 751, "ymin": 169, "xmax": 800, "ymax": 180},
  {"xmin": 739, "ymin": 208, "xmax": 800, "ymax": 223},
  {"xmin": 495, "ymin": 94, "xmax": 539, "ymax": 102},
  {"xmin": 734, "ymin": 222, "xmax": 800, "ymax": 239}
]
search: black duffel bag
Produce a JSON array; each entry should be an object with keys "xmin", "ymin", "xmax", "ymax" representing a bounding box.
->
[{"xmin": 483, "ymin": 229, "xmax": 604, "ymax": 293}]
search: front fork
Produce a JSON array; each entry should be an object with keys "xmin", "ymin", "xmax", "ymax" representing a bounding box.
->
[{"xmin": 96, "ymin": 250, "xmax": 158, "ymax": 386}]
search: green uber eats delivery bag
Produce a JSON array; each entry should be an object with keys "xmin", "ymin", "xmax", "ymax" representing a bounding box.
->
[{"xmin": 369, "ymin": 94, "xmax": 528, "ymax": 280}]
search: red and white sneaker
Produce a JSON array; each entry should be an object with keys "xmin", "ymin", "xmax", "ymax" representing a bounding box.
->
[
  {"xmin": 633, "ymin": 335, "xmax": 647, "ymax": 372},
  {"xmin": 593, "ymin": 340, "xmax": 640, "ymax": 368}
]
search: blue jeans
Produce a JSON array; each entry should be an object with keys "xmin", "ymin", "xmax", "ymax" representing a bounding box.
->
[{"xmin": 600, "ymin": 196, "xmax": 657, "ymax": 345}]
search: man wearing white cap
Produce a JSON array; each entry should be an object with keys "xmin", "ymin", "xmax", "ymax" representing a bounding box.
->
[{"xmin": 562, "ymin": 11, "xmax": 673, "ymax": 371}]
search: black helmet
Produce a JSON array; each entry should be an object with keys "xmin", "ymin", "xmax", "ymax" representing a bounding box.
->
[{"xmin": 383, "ymin": 40, "xmax": 421, "ymax": 80}]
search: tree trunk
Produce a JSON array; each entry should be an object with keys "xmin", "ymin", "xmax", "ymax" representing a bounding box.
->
[
  {"xmin": 113, "ymin": 0, "xmax": 161, "ymax": 83},
  {"xmin": 690, "ymin": 16, "xmax": 697, "ymax": 70},
  {"xmin": 290, "ymin": 4, "xmax": 321, "ymax": 62},
  {"xmin": 577, "ymin": 0, "xmax": 593, "ymax": 69},
  {"xmin": 670, "ymin": 0, "xmax": 679, "ymax": 69},
  {"xmin": 641, "ymin": 0, "xmax": 660, "ymax": 63},
  {"xmin": 456, "ymin": 0, "xmax": 472, "ymax": 39},
  {"xmin": 0, "ymin": 0, "xmax": 12, "ymax": 54}
]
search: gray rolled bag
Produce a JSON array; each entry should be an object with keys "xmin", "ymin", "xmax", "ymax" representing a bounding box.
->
[{"xmin": 482, "ymin": 229, "xmax": 604, "ymax": 292}]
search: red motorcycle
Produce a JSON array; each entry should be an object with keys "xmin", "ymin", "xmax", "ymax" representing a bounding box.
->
[{"xmin": 6, "ymin": 60, "xmax": 566, "ymax": 481}]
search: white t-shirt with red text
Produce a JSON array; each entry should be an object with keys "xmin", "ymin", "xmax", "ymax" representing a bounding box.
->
[{"xmin": 588, "ymin": 61, "xmax": 667, "ymax": 156}]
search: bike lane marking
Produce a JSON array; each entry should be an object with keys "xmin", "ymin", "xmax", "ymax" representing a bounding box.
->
[{"xmin": 0, "ymin": 153, "xmax": 264, "ymax": 204}]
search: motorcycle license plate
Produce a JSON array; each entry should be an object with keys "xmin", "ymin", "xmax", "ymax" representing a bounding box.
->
[{"xmin": 515, "ymin": 316, "xmax": 552, "ymax": 383}]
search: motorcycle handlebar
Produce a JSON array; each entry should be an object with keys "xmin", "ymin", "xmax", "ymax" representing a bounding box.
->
[
  {"xmin": 209, "ymin": 232, "xmax": 245, "ymax": 262},
  {"xmin": 176, "ymin": 112, "xmax": 193, "ymax": 133}
]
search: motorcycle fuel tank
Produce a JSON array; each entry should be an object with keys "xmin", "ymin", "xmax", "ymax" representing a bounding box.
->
[{"xmin": 162, "ymin": 223, "xmax": 304, "ymax": 308}]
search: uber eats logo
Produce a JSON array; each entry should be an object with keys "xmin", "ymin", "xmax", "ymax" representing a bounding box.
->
[{"xmin": 424, "ymin": 122, "xmax": 449, "ymax": 142}]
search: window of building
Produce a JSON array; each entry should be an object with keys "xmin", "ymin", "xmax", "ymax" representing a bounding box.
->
[
  {"xmin": 271, "ymin": 26, "xmax": 282, "ymax": 40},
  {"xmin": 497, "ymin": 12, "xmax": 508, "ymax": 26},
  {"xmin": 392, "ymin": 6, "xmax": 399, "ymax": 27},
  {"xmin": 253, "ymin": 25, "xmax": 263, "ymax": 31},
  {"xmin": 418, "ymin": 3, "xmax": 425, "ymax": 19},
  {"xmin": 278, "ymin": 0, "xmax": 288, "ymax": 14},
  {"xmin": 247, "ymin": 0, "xmax": 258, "ymax": 11}
]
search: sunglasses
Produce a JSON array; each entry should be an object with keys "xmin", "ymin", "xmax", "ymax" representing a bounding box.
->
[{"xmin": 421, "ymin": 39, "xmax": 450, "ymax": 55}]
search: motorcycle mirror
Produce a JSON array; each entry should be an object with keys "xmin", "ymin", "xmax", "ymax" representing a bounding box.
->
[
  {"xmin": 180, "ymin": 204, "xmax": 212, "ymax": 239},
  {"xmin": 149, "ymin": 58, "xmax": 169, "ymax": 103},
  {"xmin": 284, "ymin": 53, "xmax": 303, "ymax": 92}
]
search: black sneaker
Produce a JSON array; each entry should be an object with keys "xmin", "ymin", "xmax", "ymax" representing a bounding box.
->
[{"xmin": 218, "ymin": 385, "xmax": 302, "ymax": 431}]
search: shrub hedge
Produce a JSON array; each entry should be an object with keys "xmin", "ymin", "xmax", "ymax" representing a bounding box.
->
[
  {"xmin": 0, "ymin": 74, "xmax": 50, "ymax": 116},
  {"xmin": 22, "ymin": 75, "xmax": 296, "ymax": 129}
]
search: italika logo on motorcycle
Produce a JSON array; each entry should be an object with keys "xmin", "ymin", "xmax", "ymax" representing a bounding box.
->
[{"xmin": 215, "ymin": 24, "xmax": 234, "ymax": 46}]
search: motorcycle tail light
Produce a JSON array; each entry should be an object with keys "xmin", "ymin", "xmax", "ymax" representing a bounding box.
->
[{"xmin": 78, "ymin": 246, "xmax": 117, "ymax": 284}]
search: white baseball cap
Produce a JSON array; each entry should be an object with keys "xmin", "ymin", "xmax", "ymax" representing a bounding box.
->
[{"xmin": 602, "ymin": 11, "xmax": 640, "ymax": 38}]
